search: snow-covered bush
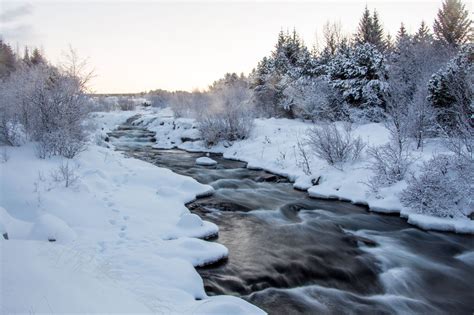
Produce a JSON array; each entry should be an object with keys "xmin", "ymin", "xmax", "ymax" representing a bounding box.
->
[
  {"xmin": 88, "ymin": 96, "xmax": 117, "ymax": 112},
  {"xmin": 146, "ymin": 92, "xmax": 169, "ymax": 108},
  {"xmin": 198, "ymin": 74, "xmax": 254, "ymax": 146},
  {"xmin": 168, "ymin": 91, "xmax": 209, "ymax": 118},
  {"xmin": 50, "ymin": 160, "xmax": 80, "ymax": 188},
  {"xmin": 401, "ymin": 154, "xmax": 473, "ymax": 218},
  {"xmin": 307, "ymin": 123, "xmax": 365, "ymax": 166},
  {"xmin": 366, "ymin": 141, "xmax": 413, "ymax": 190},
  {"xmin": 283, "ymin": 76, "xmax": 346, "ymax": 121},
  {"xmin": 198, "ymin": 100, "xmax": 254, "ymax": 147},
  {"xmin": 0, "ymin": 120, "xmax": 26, "ymax": 146},
  {"xmin": 117, "ymin": 98, "xmax": 136, "ymax": 111},
  {"xmin": 1, "ymin": 57, "xmax": 89, "ymax": 158}
]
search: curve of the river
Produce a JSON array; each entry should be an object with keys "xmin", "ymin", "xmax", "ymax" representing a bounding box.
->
[{"xmin": 108, "ymin": 117, "xmax": 474, "ymax": 315}]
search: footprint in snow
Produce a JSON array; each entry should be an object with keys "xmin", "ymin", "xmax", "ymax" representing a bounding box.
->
[
  {"xmin": 123, "ymin": 215, "xmax": 129, "ymax": 220},
  {"xmin": 97, "ymin": 241, "xmax": 106, "ymax": 254},
  {"xmin": 109, "ymin": 219, "xmax": 116, "ymax": 225}
]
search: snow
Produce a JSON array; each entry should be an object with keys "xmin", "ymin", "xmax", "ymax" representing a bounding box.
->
[
  {"xmin": 1, "ymin": 240, "xmax": 152, "ymax": 314},
  {"xmin": 196, "ymin": 156, "xmax": 218, "ymax": 166},
  {"xmin": 2, "ymin": 105, "xmax": 471, "ymax": 313},
  {"xmin": 0, "ymin": 108, "xmax": 265, "ymax": 314},
  {"xmin": 134, "ymin": 108, "xmax": 474, "ymax": 234}
]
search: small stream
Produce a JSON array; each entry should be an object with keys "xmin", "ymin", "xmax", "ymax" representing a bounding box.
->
[{"xmin": 108, "ymin": 117, "xmax": 474, "ymax": 315}]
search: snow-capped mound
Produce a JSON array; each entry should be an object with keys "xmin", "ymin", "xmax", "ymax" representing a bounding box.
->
[
  {"xmin": 29, "ymin": 213, "xmax": 77, "ymax": 243},
  {"xmin": 0, "ymin": 206, "xmax": 33, "ymax": 239},
  {"xmin": 164, "ymin": 213, "xmax": 219, "ymax": 240},
  {"xmin": 178, "ymin": 213, "xmax": 203, "ymax": 229},
  {"xmin": 196, "ymin": 157, "xmax": 217, "ymax": 166},
  {"xmin": 196, "ymin": 295, "xmax": 266, "ymax": 315}
]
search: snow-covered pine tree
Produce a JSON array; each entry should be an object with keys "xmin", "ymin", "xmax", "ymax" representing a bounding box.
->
[
  {"xmin": 0, "ymin": 40, "xmax": 17, "ymax": 79},
  {"xmin": 433, "ymin": 0, "xmax": 472, "ymax": 47},
  {"xmin": 327, "ymin": 43, "xmax": 388, "ymax": 122},
  {"xmin": 428, "ymin": 45, "xmax": 473, "ymax": 130},
  {"xmin": 396, "ymin": 23, "xmax": 410, "ymax": 45},
  {"xmin": 30, "ymin": 48, "xmax": 46, "ymax": 66},
  {"xmin": 355, "ymin": 6, "xmax": 373, "ymax": 46},
  {"xmin": 370, "ymin": 10, "xmax": 385, "ymax": 51},
  {"xmin": 355, "ymin": 7, "xmax": 385, "ymax": 51},
  {"xmin": 251, "ymin": 30, "xmax": 313, "ymax": 118},
  {"xmin": 413, "ymin": 21, "xmax": 433, "ymax": 44}
]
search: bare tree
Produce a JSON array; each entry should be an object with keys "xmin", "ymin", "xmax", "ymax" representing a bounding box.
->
[{"xmin": 322, "ymin": 21, "xmax": 345, "ymax": 57}]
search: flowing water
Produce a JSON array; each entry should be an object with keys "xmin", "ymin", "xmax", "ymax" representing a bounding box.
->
[{"xmin": 108, "ymin": 117, "xmax": 474, "ymax": 315}]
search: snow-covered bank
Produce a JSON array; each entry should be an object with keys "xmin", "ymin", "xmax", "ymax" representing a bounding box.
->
[
  {"xmin": 0, "ymin": 109, "xmax": 265, "ymax": 314},
  {"xmin": 135, "ymin": 108, "xmax": 474, "ymax": 234}
]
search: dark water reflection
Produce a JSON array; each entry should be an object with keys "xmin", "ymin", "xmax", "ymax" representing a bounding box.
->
[{"xmin": 109, "ymin": 122, "xmax": 474, "ymax": 315}]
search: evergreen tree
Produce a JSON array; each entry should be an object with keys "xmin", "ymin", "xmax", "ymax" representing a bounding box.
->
[
  {"xmin": 428, "ymin": 45, "xmax": 473, "ymax": 128},
  {"xmin": 251, "ymin": 29, "xmax": 313, "ymax": 117},
  {"xmin": 414, "ymin": 21, "xmax": 433, "ymax": 44},
  {"xmin": 30, "ymin": 48, "xmax": 46, "ymax": 65},
  {"xmin": 23, "ymin": 46, "xmax": 31, "ymax": 66},
  {"xmin": 370, "ymin": 10, "xmax": 385, "ymax": 50},
  {"xmin": 355, "ymin": 7, "xmax": 385, "ymax": 50},
  {"xmin": 433, "ymin": 0, "xmax": 472, "ymax": 47},
  {"xmin": 355, "ymin": 6, "xmax": 373, "ymax": 46},
  {"xmin": 0, "ymin": 40, "xmax": 17, "ymax": 79},
  {"xmin": 327, "ymin": 43, "xmax": 388, "ymax": 122},
  {"xmin": 385, "ymin": 33, "xmax": 395, "ymax": 53},
  {"xmin": 396, "ymin": 23, "xmax": 409, "ymax": 44}
]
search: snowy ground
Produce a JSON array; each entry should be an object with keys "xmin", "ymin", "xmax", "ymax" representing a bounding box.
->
[
  {"xmin": 135, "ymin": 107, "xmax": 474, "ymax": 234},
  {"xmin": 0, "ymin": 108, "xmax": 264, "ymax": 314}
]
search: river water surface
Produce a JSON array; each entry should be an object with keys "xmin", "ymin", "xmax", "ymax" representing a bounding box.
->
[{"xmin": 108, "ymin": 118, "xmax": 474, "ymax": 315}]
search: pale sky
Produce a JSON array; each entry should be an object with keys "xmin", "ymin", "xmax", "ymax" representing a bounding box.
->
[{"xmin": 0, "ymin": 0, "xmax": 455, "ymax": 93}]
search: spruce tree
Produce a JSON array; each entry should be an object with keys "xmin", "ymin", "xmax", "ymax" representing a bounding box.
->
[
  {"xmin": 355, "ymin": 6, "xmax": 373, "ymax": 46},
  {"xmin": 0, "ymin": 40, "xmax": 17, "ymax": 78},
  {"xmin": 433, "ymin": 0, "xmax": 472, "ymax": 47},
  {"xmin": 396, "ymin": 23, "xmax": 409, "ymax": 43},
  {"xmin": 30, "ymin": 48, "xmax": 46, "ymax": 65},
  {"xmin": 371, "ymin": 10, "xmax": 385, "ymax": 50},
  {"xmin": 23, "ymin": 46, "xmax": 31, "ymax": 66},
  {"xmin": 355, "ymin": 7, "xmax": 385, "ymax": 50},
  {"xmin": 414, "ymin": 21, "xmax": 433, "ymax": 44}
]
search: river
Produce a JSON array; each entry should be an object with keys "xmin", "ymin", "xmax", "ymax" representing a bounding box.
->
[{"xmin": 108, "ymin": 117, "xmax": 474, "ymax": 315}]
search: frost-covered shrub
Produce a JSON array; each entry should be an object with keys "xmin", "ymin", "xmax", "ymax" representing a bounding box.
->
[
  {"xmin": 198, "ymin": 74, "xmax": 254, "ymax": 146},
  {"xmin": 198, "ymin": 101, "xmax": 254, "ymax": 146},
  {"xmin": 168, "ymin": 91, "xmax": 209, "ymax": 119},
  {"xmin": 367, "ymin": 141, "xmax": 413, "ymax": 190},
  {"xmin": 0, "ymin": 121, "xmax": 26, "ymax": 146},
  {"xmin": 117, "ymin": 98, "xmax": 136, "ymax": 111},
  {"xmin": 50, "ymin": 160, "xmax": 80, "ymax": 188},
  {"xmin": 401, "ymin": 155, "xmax": 473, "ymax": 218},
  {"xmin": 89, "ymin": 96, "xmax": 117, "ymax": 112},
  {"xmin": 199, "ymin": 112, "xmax": 253, "ymax": 147},
  {"xmin": 1, "ymin": 61, "xmax": 89, "ymax": 158},
  {"xmin": 284, "ymin": 76, "xmax": 347, "ymax": 121},
  {"xmin": 36, "ymin": 128, "xmax": 86, "ymax": 159},
  {"xmin": 307, "ymin": 123, "xmax": 366, "ymax": 166}
]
